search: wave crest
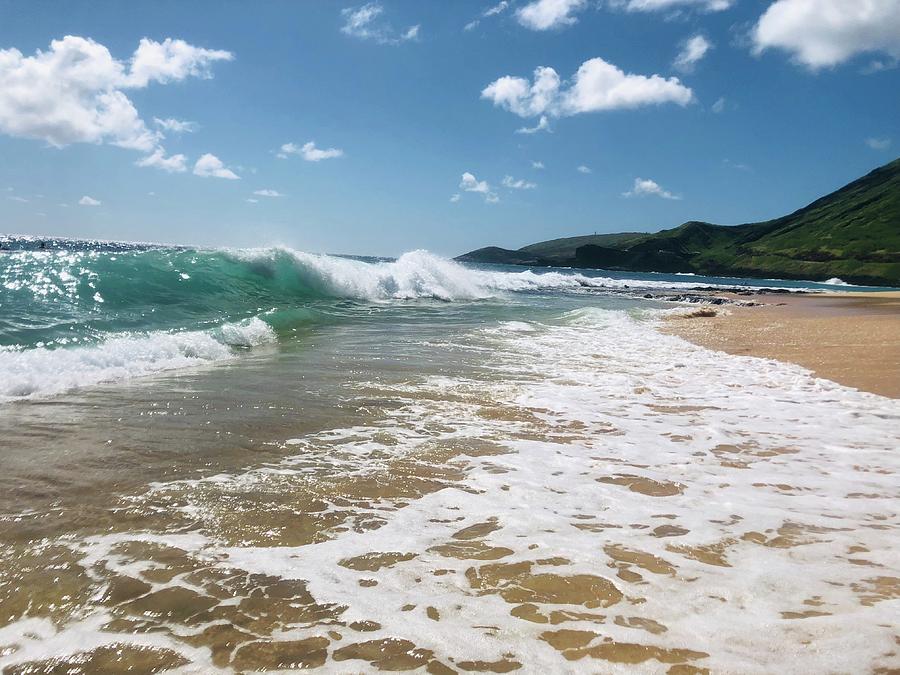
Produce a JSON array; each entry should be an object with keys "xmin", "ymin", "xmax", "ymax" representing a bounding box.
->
[{"xmin": 0, "ymin": 318, "xmax": 275, "ymax": 401}]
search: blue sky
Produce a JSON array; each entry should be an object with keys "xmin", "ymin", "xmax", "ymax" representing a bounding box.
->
[{"xmin": 0, "ymin": 0, "xmax": 898, "ymax": 256}]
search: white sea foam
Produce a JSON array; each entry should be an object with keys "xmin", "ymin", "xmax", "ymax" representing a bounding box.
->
[
  {"xmin": 239, "ymin": 247, "xmax": 784, "ymax": 301},
  {"xmin": 0, "ymin": 317, "xmax": 275, "ymax": 401},
  {"xmin": 7, "ymin": 306, "xmax": 894, "ymax": 672}
]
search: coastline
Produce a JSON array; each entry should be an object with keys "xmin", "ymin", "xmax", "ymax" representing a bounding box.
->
[{"xmin": 663, "ymin": 291, "xmax": 900, "ymax": 399}]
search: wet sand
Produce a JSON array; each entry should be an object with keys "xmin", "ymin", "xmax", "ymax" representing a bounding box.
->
[
  {"xmin": 1, "ymin": 299, "xmax": 898, "ymax": 672},
  {"xmin": 664, "ymin": 291, "xmax": 900, "ymax": 399}
]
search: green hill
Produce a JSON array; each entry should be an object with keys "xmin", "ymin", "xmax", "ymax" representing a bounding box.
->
[{"xmin": 456, "ymin": 158, "xmax": 900, "ymax": 286}]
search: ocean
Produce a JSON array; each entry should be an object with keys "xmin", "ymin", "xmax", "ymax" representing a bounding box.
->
[{"xmin": 1, "ymin": 237, "xmax": 898, "ymax": 673}]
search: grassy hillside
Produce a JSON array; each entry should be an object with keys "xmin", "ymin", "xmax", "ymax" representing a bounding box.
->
[
  {"xmin": 519, "ymin": 232, "xmax": 647, "ymax": 260},
  {"xmin": 457, "ymin": 158, "xmax": 900, "ymax": 286}
]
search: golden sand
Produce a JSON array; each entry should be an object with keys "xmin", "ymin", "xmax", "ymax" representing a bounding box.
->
[{"xmin": 664, "ymin": 291, "xmax": 900, "ymax": 399}]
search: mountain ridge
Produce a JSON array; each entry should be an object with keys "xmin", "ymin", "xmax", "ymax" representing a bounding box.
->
[{"xmin": 456, "ymin": 158, "xmax": 900, "ymax": 286}]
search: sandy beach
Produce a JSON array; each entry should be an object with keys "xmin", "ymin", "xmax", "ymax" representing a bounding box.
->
[{"xmin": 665, "ymin": 291, "xmax": 900, "ymax": 399}]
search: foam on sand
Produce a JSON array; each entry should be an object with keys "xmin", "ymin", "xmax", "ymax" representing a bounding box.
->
[{"xmin": 1, "ymin": 307, "xmax": 896, "ymax": 672}]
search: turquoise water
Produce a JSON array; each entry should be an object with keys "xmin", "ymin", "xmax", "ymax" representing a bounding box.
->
[
  {"xmin": 1, "ymin": 236, "xmax": 898, "ymax": 673},
  {"xmin": 0, "ymin": 235, "xmax": 891, "ymax": 401}
]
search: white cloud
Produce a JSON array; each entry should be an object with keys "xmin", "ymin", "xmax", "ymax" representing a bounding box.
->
[
  {"xmin": 711, "ymin": 96, "xmax": 726, "ymax": 113},
  {"xmin": 751, "ymin": 0, "xmax": 900, "ymax": 69},
  {"xmin": 623, "ymin": 177, "xmax": 680, "ymax": 199},
  {"xmin": 0, "ymin": 35, "xmax": 230, "ymax": 168},
  {"xmin": 279, "ymin": 141, "xmax": 344, "ymax": 162},
  {"xmin": 865, "ymin": 137, "xmax": 892, "ymax": 150},
  {"xmin": 485, "ymin": 1, "xmax": 510, "ymax": 17},
  {"xmin": 577, "ymin": 165, "xmax": 592, "ymax": 173},
  {"xmin": 8, "ymin": 195, "xmax": 28, "ymax": 202},
  {"xmin": 126, "ymin": 38, "xmax": 233, "ymax": 87},
  {"xmin": 460, "ymin": 172, "xmax": 499, "ymax": 203},
  {"xmin": 153, "ymin": 117, "xmax": 196, "ymax": 133},
  {"xmin": 460, "ymin": 172, "xmax": 490, "ymax": 193},
  {"xmin": 253, "ymin": 189, "xmax": 284, "ymax": 197},
  {"xmin": 674, "ymin": 35, "xmax": 712, "ymax": 72},
  {"xmin": 341, "ymin": 3, "xmax": 420, "ymax": 45},
  {"xmin": 531, "ymin": 160, "xmax": 545, "ymax": 169},
  {"xmin": 465, "ymin": 1, "xmax": 511, "ymax": 31},
  {"xmin": 516, "ymin": 0, "xmax": 587, "ymax": 30},
  {"xmin": 79, "ymin": 195, "xmax": 101, "ymax": 206},
  {"xmin": 482, "ymin": 58, "xmax": 693, "ymax": 124},
  {"xmin": 135, "ymin": 148, "xmax": 187, "ymax": 173},
  {"xmin": 502, "ymin": 175, "xmax": 537, "ymax": 189},
  {"xmin": 246, "ymin": 198, "xmax": 259, "ymax": 203},
  {"xmin": 611, "ymin": 0, "xmax": 733, "ymax": 12},
  {"xmin": 450, "ymin": 193, "xmax": 461, "ymax": 202},
  {"xmin": 516, "ymin": 115, "xmax": 551, "ymax": 134},
  {"xmin": 193, "ymin": 153, "xmax": 240, "ymax": 179}
]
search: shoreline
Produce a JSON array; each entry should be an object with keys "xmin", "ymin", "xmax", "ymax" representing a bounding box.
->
[{"xmin": 663, "ymin": 290, "xmax": 900, "ymax": 399}]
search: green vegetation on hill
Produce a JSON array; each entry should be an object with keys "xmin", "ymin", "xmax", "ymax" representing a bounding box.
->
[{"xmin": 457, "ymin": 158, "xmax": 900, "ymax": 286}]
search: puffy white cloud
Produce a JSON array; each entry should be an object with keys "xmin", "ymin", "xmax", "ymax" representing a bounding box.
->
[
  {"xmin": 460, "ymin": 172, "xmax": 490, "ymax": 193},
  {"xmin": 8, "ymin": 195, "xmax": 28, "ymax": 203},
  {"xmin": 482, "ymin": 67, "xmax": 561, "ymax": 117},
  {"xmin": 623, "ymin": 177, "xmax": 680, "ymax": 199},
  {"xmin": 450, "ymin": 193, "xmax": 462, "ymax": 202},
  {"xmin": 246, "ymin": 198, "xmax": 259, "ymax": 203},
  {"xmin": 126, "ymin": 38, "xmax": 232, "ymax": 87},
  {"xmin": 341, "ymin": 3, "xmax": 420, "ymax": 45},
  {"xmin": 460, "ymin": 172, "xmax": 499, "ymax": 203},
  {"xmin": 135, "ymin": 148, "xmax": 187, "ymax": 173},
  {"xmin": 516, "ymin": 115, "xmax": 551, "ymax": 134},
  {"xmin": 193, "ymin": 153, "xmax": 240, "ymax": 179},
  {"xmin": 674, "ymin": 35, "xmax": 712, "ymax": 72},
  {"xmin": 752, "ymin": 0, "xmax": 900, "ymax": 69},
  {"xmin": 482, "ymin": 58, "xmax": 693, "ymax": 123},
  {"xmin": 564, "ymin": 58, "xmax": 694, "ymax": 113},
  {"xmin": 531, "ymin": 160, "xmax": 545, "ymax": 169},
  {"xmin": 866, "ymin": 137, "xmax": 892, "ymax": 150},
  {"xmin": 253, "ymin": 189, "xmax": 284, "ymax": 197},
  {"xmin": 516, "ymin": 0, "xmax": 587, "ymax": 30},
  {"xmin": 577, "ymin": 165, "xmax": 592, "ymax": 173},
  {"xmin": 153, "ymin": 117, "xmax": 196, "ymax": 133},
  {"xmin": 278, "ymin": 141, "xmax": 344, "ymax": 162},
  {"xmin": 612, "ymin": 0, "xmax": 733, "ymax": 11},
  {"xmin": 78, "ymin": 195, "xmax": 101, "ymax": 206},
  {"xmin": 502, "ymin": 175, "xmax": 537, "ymax": 189},
  {"xmin": 0, "ymin": 35, "xmax": 231, "ymax": 169},
  {"xmin": 711, "ymin": 96, "xmax": 726, "ymax": 113}
]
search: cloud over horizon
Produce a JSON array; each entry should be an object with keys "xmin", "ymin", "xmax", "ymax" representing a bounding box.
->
[
  {"xmin": 460, "ymin": 171, "xmax": 499, "ymax": 202},
  {"xmin": 515, "ymin": 0, "xmax": 587, "ymax": 31},
  {"xmin": 482, "ymin": 57, "xmax": 693, "ymax": 124},
  {"xmin": 623, "ymin": 177, "xmax": 680, "ymax": 199},
  {"xmin": 341, "ymin": 3, "xmax": 420, "ymax": 45},
  {"xmin": 611, "ymin": 0, "xmax": 733, "ymax": 12},
  {"xmin": 751, "ymin": 0, "xmax": 900, "ymax": 69},
  {"xmin": 278, "ymin": 141, "xmax": 344, "ymax": 162},
  {"xmin": 193, "ymin": 153, "xmax": 240, "ymax": 179},
  {"xmin": 674, "ymin": 35, "xmax": 712, "ymax": 73},
  {"xmin": 0, "ymin": 36, "xmax": 232, "ymax": 174}
]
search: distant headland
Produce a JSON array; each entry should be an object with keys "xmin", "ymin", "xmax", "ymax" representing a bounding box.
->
[{"xmin": 457, "ymin": 158, "xmax": 900, "ymax": 287}]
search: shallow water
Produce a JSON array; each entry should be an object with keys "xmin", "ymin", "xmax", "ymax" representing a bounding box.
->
[{"xmin": 0, "ymin": 240, "xmax": 898, "ymax": 673}]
